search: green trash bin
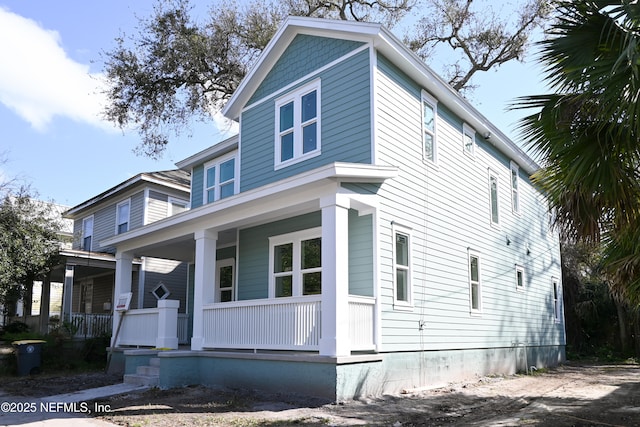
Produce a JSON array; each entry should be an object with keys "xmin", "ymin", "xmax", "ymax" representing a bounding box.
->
[{"xmin": 12, "ymin": 340, "xmax": 46, "ymax": 376}]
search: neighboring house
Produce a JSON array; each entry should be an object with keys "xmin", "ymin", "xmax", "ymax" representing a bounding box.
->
[
  {"xmin": 103, "ymin": 17, "xmax": 565, "ymax": 400},
  {"xmin": 38, "ymin": 170, "xmax": 191, "ymax": 339}
]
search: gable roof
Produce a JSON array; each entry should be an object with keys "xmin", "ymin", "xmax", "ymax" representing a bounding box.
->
[
  {"xmin": 222, "ymin": 16, "xmax": 538, "ymax": 175},
  {"xmin": 64, "ymin": 169, "xmax": 190, "ymax": 218}
]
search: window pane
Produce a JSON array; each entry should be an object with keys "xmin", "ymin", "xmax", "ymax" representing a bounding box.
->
[
  {"xmin": 281, "ymin": 132, "xmax": 294, "ymax": 161},
  {"xmin": 280, "ymin": 102, "xmax": 294, "ymax": 131},
  {"xmin": 303, "ymin": 272, "xmax": 322, "ymax": 295},
  {"xmin": 83, "ymin": 218, "xmax": 93, "ymax": 235},
  {"xmin": 118, "ymin": 203, "xmax": 129, "ymax": 222},
  {"xmin": 171, "ymin": 202, "xmax": 187, "ymax": 215},
  {"xmin": 517, "ymin": 270, "xmax": 523, "ymax": 287},
  {"xmin": 274, "ymin": 243, "xmax": 293, "ymax": 273},
  {"xmin": 118, "ymin": 222, "xmax": 128, "ymax": 234},
  {"xmin": 206, "ymin": 166, "xmax": 216, "ymax": 188},
  {"xmin": 83, "ymin": 236, "xmax": 92, "ymax": 251},
  {"xmin": 423, "ymin": 101, "xmax": 434, "ymax": 131},
  {"xmin": 220, "ymin": 159, "xmax": 235, "ymax": 182},
  {"xmin": 302, "ymin": 238, "xmax": 321, "ymax": 269},
  {"xmin": 464, "ymin": 133, "xmax": 473, "ymax": 153},
  {"xmin": 301, "ymin": 90, "xmax": 317, "ymax": 122},
  {"xmin": 424, "ymin": 132, "xmax": 434, "ymax": 161},
  {"xmin": 302, "ymin": 122, "xmax": 317, "ymax": 153},
  {"xmin": 276, "ymin": 276, "xmax": 293, "ymax": 297},
  {"xmin": 470, "ymin": 256, "xmax": 479, "ymax": 282},
  {"xmin": 207, "ymin": 189, "xmax": 216, "ymax": 203},
  {"xmin": 471, "ymin": 283, "xmax": 479, "ymax": 310},
  {"xmin": 220, "ymin": 182, "xmax": 234, "ymax": 199},
  {"xmin": 396, "ymin": 269, "xmax": 408, "ymax": 301},
  {"xmin": 396, "ymin": 234, "xmax": 408, "ymax": 266},
  {"xmin": 220, "ymin": 290, "xmax": 233, "ymax": 302},
  {"xmin": 219, "ymin": 266, "xmax": 233, "ymax": 288},
  {"xmin": 490, "ymin": 177, "xmax": 499, "ymax": 223}
]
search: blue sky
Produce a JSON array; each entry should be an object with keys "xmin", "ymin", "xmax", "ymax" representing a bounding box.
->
[{"xmin": 0, "ymin": 0, "xmax": 548, "ymax": 208}]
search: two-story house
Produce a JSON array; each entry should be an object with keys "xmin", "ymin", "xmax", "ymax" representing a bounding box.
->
[
  {"xmin": 49, "ymin": 170, "xmax": 191, "ymax": 339},
  {"xmin": 102, "ymin": 17, "xmax": 565, "ymax": 400}
]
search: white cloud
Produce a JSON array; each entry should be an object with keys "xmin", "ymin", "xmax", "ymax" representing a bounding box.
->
[{"xmin": 0, "ymin": 7, "xmax": 111, "ymax": 131}]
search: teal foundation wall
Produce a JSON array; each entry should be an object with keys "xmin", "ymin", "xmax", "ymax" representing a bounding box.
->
[{"xmin": 140, "ymin": 345, "xmax": 565, "ymax": 401}]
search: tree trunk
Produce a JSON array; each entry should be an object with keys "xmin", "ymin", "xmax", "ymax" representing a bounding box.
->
[{"xmin": 614, "ymin": 296, "xmax": 628, "ymax": 354}]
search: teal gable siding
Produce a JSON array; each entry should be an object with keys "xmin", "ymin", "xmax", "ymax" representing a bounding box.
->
[
  {"xmin": 241, "ymin": 48, "xmax": 372, "ymax": 192},
  {"xmin": 237, "ymin": 212, "xmax": 321, "ymax": 300},
  {"xmin": 191, "ymin": 165, "xmax": 204, "ymax": 208},
  {"xmin": 249, "ymin": 35, "xmax": 365, "ymax": 104}
]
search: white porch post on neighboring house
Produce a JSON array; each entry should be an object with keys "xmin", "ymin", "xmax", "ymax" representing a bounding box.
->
[
  {"xmin": 61, "ymin": 265, "xmax": 74, "ymax": 323},
  {"xmin": 191, "ymin": 229, "xmax": 217, "ymax": 351},
  {"xmin": 112, "ymin": 251, "xmax": 133, "ymax": 347},
  {"xmin": 319, "ymin": 194, "xmax": 350, "ymax": 357}
]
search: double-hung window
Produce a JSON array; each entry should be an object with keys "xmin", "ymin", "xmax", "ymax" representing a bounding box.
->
[
  {"xmin": 553, "ymin": 278, "xmax": 561, "ymax": 322},
  {"xmin": 469, "ymin": 250, "xmax": 482, "ymax": 313},
  {"xmin": 275, "ymin": 80, "xmax": 321, "ymax": 168},
  {"xmin": 168, "ymin": 197, "xmax": 189, "ymax": 216},
  {"xmin": 516, "ymin": 265, "xmax": 525, "ymax": 291},
  {"xmin": 269, "ymin": 228, "xmax": 322, "ymax": 298},
  {"xmin": 489, "ymin": 170, "xmax": 500, "ymax": 226},
  {"xmin": 510, "ymin": 162, "xmax": 520, "ymax": 214},
  {"xmin": 204, "ymin": 154, "xmax": 237, "ymax": 204},
  {"xmin": 393, "ymin": 224, "xmax": 412, "ymax": 307},
  {"xmin": 82, "ymin": 216, "xmax": 93, "ymax": 251},
  {"xmin": 422, "ymin": 91, "xmax": 438, "ymax": 164},
  {"xmin": 116, "ymin": 199, "xmax": 130, "ymax": 234}
]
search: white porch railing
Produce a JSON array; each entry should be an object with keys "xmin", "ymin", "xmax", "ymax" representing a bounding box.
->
[
  {"xmin": 348, "ymin": 296, "xmax": 376, "ymax": 351},
  {"xmin": 117, "ymin": 308, "xmax": 159, "ymax": 347},
  {"xmin": 202, "ymin": 296, "xmax": 322, "ymax": 350},
  {"xmin": 71, "ymin": 313, "xmax": 113, "ymax": 339},
  {"xmin": 178, "ymin": 313, "xmax": 189, "ymax": 344}
]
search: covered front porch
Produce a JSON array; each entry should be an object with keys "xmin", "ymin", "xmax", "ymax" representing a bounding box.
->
[{"xmin": 103, "ymin": 163, "xmax": 396, "ymax": 358}]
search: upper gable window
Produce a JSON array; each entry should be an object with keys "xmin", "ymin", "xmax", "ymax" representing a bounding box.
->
[
  {"xmin": 116, "ymin": 199, "xmax": 130, "ymax": 234},
  {"xmin": 204, "ymin": 153, "xmax": 237, "ymax": 204},
  {"xmin": 275, "ymin": 80, "xmax": 321, "ymax": 169},
  {"xmin": 168, "ymin": 197, "xmax": 189, "ymax": 216},
  {"xmin": 422, "ymin": 91, "xmax": 438, "ymax": 164}
]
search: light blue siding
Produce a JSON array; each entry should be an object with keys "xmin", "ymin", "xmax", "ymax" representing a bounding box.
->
[
  {"xmin": 374, "ymin": 51, "xmax": 563, "ymax": 352},
  {"xmin": 249, "ymin": 35, "xmax": 365, "ymax": 104},
  {"xmin": 237, "ymin": 212, "xmax": 321, "ymax": 300},
  {"xmin": 191, "ymin": 165, "xmax": 204, "ymax": 208},
  {"xmin": 241, "ymin": 48, "xmax": 372, "ymax": 192},
  {"xmin": 348, "ymin": 209, "xmax": 373, "ymax": 297}
]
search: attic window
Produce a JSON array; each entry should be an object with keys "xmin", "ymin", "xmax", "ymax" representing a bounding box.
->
[{"xmin": 151, "ymin": 283, "xmax": 170, "ymax": 300}]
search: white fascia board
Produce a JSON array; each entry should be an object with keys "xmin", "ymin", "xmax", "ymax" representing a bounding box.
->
[
  {"xmin": 175, "ymin": 135, "xmax": 239, "ymax": 170},
  {"xmin": 100, "ymin": 162, "xmax": 398, "ymax": 250}
]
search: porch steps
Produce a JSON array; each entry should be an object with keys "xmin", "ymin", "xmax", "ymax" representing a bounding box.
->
[{"xmin": 123, "ymin": 357, "xmax": 160, "ymax": 387}]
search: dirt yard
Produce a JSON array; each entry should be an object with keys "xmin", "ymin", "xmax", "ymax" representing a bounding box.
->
[{"xmin": 3, "ymin": 361, "xmax": 640, "ymax": 426}]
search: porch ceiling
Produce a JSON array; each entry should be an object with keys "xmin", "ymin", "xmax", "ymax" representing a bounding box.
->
[{"xmin": 131, "ymin": 228, "xmax": 237, "ymax": 262}]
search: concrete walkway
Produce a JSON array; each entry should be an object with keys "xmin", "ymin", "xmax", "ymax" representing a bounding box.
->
[{"xmin": 0, "ymin": 383, "xmax": 148, "ymax": 426}]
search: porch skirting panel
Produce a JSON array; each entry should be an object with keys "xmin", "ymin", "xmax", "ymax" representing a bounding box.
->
[{"xmin": 117, "ymin": 345, "xmax": 565, "ymax": 401}]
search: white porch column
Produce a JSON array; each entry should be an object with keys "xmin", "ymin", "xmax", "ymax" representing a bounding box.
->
[
  {"xmin": 156, "ymin": 299, "xmax": 180, "ymax": 349},
  {"xmin": 319, "ymin": 195, "xmax": 350, "ymax": 357},
  {"xmin": 112, "ymin": 251, "xmax": 133, "ymax": 347},
  {"xmin": 61, "ymin": 265, "xmax": 74, "ymax": 323},
  {"xmin": 191, "ymin": 229, "xmax": 217, "ymax": 351}
]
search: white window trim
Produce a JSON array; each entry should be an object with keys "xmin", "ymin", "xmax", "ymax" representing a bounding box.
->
[
  {"xmin": 167, "ymin": 197, "xmax": 189, "ymax": 216},
  {"xmin": 462, "ymin": 123, "xmax": 475, "ymax": 157},
  {"xmin": 151, "ymin": 282, "xmax": 170, "ymax": 300},
  {"xmin": 468, "ymin": 249, "xmax": 482, "ymax": 315},
  {"xmin": 203, "ymin": 152, "xmax": 239, "ymax": 204},
  {"xmin": 268, "ymin": 227, "xmax": 322, "ymax": 298},
  {"xmin": 421, "ymin": 90, "xmax": 438, "ymax": 165},
  {"xmin": 516, "ymin": 265, "xmax": 525, "ymax": 292},
  {"xmin": 81, "ymin": 215, "xmax": 94, "ymax": 251},
  {"xmin": 215, "ymin": 258, "xmax": 235, "ymax": 303},
  {"xmin": 510, "ymin": 161, "xmax": 521, "ymax": 215},
  {"xmin": 392, "ymin": 223, "xmax": 413, "ymax": 310},
  {"xmin": 552, "ymin": 277, "xmax": 562, "ymax": 323},
  {"xmin": 274, "ymin": 79, "xmax": 322, "ymax": 170},
  {"xmin": 488, "ymin": 169, "xmax": 500, "ymax": 227},
  {"xmin": 115, "ymin": 199, "xmax": 131, "ymax": 235}
]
